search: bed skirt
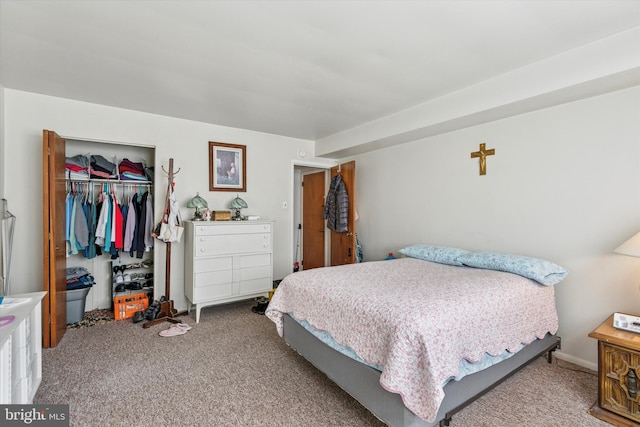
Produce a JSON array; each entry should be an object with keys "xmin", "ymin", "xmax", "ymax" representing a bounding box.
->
[{"xmin": 283, "ymin": 314, "xmax": 560, "ymax": 427}]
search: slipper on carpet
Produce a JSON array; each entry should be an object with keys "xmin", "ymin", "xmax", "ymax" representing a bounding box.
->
[{"xmin": 158, "ymin": 322, "xmax": 192, "ymax": 337}]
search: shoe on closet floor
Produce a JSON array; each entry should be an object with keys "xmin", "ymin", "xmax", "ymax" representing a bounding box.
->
[
  {"xmin": 144, "ymin": 300, "xmax": 160, "ymax": 320},
  {"xmin": 132, "ymin": 310, "xmax": 145, "ymax": 323},
  {"xmin": 158, "ymin": 323, "xmax": 191, "ymax": 337}
]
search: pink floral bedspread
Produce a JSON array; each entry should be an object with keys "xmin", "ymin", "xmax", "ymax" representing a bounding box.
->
[{"xmin": 265, "ymin": 258, "xmax": 558, "ymax": 423}]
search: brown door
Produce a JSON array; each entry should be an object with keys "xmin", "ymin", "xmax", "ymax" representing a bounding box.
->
[
  {"xmin": 302, "ymin": 171, "xmax": 326, "ymax": 270},
  {"xmin": 42, "ymin": 130, "xmax": 67, "ymax": 348},
  {"xmin": 330, "ymin": 161, "xmax": 356, "ymax": 266}
]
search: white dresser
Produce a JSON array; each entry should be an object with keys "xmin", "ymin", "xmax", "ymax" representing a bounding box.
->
[
  {"xmin": 184, "ymin": 221, "xmax": 273, "ymax": 323},
  {"xmin": 0, "ymin": 291, "xmax": 46, "ymax": 404}
]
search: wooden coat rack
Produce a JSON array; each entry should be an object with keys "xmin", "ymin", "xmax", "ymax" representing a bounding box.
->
[{"xmin": 143, "ymin": 158, "xmax": 188, "ymax": 328}]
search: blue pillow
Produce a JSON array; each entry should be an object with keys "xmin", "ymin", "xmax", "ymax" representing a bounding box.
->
[
  {"xmin": 457, "ymin": 252, "xmax": 568, "ymax": 286},
  {"xmin": 399, "ymin": 245, "xmax": 471, "ymax": 266}
]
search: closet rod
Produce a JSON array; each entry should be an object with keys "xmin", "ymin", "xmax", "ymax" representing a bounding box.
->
[{"xmin": 67, "ymin": 180, "xmax": 152, "ymax": 187}]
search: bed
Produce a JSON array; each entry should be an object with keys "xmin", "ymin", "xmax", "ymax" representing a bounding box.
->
[{"xmin": 266, "ymin": 246, "xmax": 566, "ymax": 427}]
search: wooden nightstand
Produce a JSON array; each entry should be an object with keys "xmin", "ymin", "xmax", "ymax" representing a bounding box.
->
[{"xmin": 589, "ymin": 314, "xmax": 640, "ymax": 426}]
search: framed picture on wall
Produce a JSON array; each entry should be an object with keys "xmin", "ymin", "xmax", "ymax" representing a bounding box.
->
[{"xmin": 209, "ymin": 141, "xmax": 246, "ymax": 192}]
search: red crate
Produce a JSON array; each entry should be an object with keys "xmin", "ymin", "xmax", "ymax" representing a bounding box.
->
[{"xmin": 114, "ymin": 293, "xmax": 148, "ymax": 320}]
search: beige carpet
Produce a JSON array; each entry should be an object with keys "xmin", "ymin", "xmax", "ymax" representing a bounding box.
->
[{"xmin": 35, "ymin": 300, "xmax": 609, "ymax": 427}]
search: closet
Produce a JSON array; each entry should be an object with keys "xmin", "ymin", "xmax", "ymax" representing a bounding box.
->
[{"xmin": 42, "ymin": 130, "xmax": 155, "ymax": 347}]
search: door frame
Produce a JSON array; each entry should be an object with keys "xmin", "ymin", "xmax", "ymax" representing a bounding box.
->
[{"xmin": 290, "ymin": 159, "xmax": 334, "ymax": 273}]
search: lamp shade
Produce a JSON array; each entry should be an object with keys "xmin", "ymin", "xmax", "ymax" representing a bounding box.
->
[
  {"xmin": 229, "ymin": 195, "xmax": 248, "ymax": 210},
  {"xmin": 615, "ymin": 231, "xmax": 640, "ymax": 258},
  {"xmin": 187, "ymin": 193, "xmax": 208, "ymax": 209}
]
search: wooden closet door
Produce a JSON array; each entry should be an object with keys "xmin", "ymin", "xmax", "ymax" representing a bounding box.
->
[
  {"xmin": 330, "ymin": 161, "xmax": 356, "ymax": 266},
  {"xmin": 302, "ymin": 171, "xmax": 326, "ymax": 270},
  {"xmin": 42, "ymin": 130, "xmax": 67, "ymax": 348}
]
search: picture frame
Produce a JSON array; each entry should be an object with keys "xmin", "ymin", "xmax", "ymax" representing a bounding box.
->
[{"xmin": 209, "ymin": 141, "xmax": 246, "ymax": 192}]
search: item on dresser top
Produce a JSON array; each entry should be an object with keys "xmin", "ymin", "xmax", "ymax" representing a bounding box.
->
[
  {"xmin": 0, "ymin": 297, "xmax": 30, "ymax": 308},
  {"xmin": 211, "ymin": 210, "xmax": 231, "ymax": 221},
  {"xmin": 187, "ymin": 193, "xmax": 209, "ymax": 221},
  {"xmin": 229, "ymin": 195, "xmax": 248, "ymax": 221},
  {"xmin": 0, "ymin": 315, "xmax": 15, "ymax": 327}
]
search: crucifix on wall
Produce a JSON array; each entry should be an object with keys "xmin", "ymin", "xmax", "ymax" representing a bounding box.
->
[{"xmin": 470, "ymin": 143, "xmax": 495, "ymax": 175}]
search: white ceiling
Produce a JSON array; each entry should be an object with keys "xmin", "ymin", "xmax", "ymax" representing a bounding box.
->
[{"xmin": 1, "ymin": 0, "xmax": 639, "ymax": 141}]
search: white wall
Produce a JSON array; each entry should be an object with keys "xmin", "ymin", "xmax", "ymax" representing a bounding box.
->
[
  {"xmin": 351, "ymin": 87, "xmax": 640, "ymax": 368},
  {"xmin": 3, "ymin": 89, "xmax": 315, "ymax": 310},
  {"xmin": 316, "ymin": 26, "xmax": 640, "ymax": 158},
  {"xmin": 4, "ymin": 86, "xmax": 639, "ymax": 367}
]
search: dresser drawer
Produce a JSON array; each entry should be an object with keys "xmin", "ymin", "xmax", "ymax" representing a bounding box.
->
[
  {"xmin": 11, "ymin": 320, "xmax": 29, "ymax": 349},
  {"xmin": 193, "ymin": 257, "xmax": 232, "ymax": 274},
  {"xmin": 195, "ymin": 233, "xmax": 271, "ymax": 256},
  {"xmin": 193, "ymin": 282, "xmax": 233, "ymax": 301},
  {"xmin": 11, "ymin": 346, "xmax": 28, "ymax": 384},
  {"xmin": 238, "ymin": 277, "xmax": 272, "ymax": 295},
  {"xmin": 599, "ymin": 341, "xmax": 640, "ymax": 423},
  {"xmin": 194, "ymin": 269, "xmax": 233, "ymax": 288},
  {"xmin": 194, "ymin": 223, "xmax": 271, "ymax": 236},
  {"xmin": 239, "ymin": 265, "xmax": 272, "ymax": 282},
  {"xmin": 238, "ymin": 253, "xmax": 271, "ymax": 269}
]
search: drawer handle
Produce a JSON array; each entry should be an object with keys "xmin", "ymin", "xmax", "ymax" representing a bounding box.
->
[
  {"xmin": 200, "ymin": 248, "xmax": 206, "ymax": 252},
  {"xmin": 628, "ymin": 369, "xmax": 637, "ymax": 399}
]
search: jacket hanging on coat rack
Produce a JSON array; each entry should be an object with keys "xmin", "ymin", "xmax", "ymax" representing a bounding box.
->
[{"xmin": 324, "ymin": 174, "xmax": 348, "ymax": 232}]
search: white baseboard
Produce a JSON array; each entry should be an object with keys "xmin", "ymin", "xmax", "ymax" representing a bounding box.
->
[{"xmin": 554, "ymin": 350, "xmax": 597, "ymax": 372}]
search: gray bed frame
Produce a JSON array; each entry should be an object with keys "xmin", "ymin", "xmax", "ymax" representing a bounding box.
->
[{"xmin": 283, "ymin": 314, "xmax": 561, "ymax": 427}]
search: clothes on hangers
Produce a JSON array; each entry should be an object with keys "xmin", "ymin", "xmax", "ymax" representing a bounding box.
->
[
  {"xmin": 65, "ymin": 182, "xmax": 153, "ymax": 260},
  {"xmin": 324, "ymin": 174, "xmax": 348, "ymax": 232}
]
